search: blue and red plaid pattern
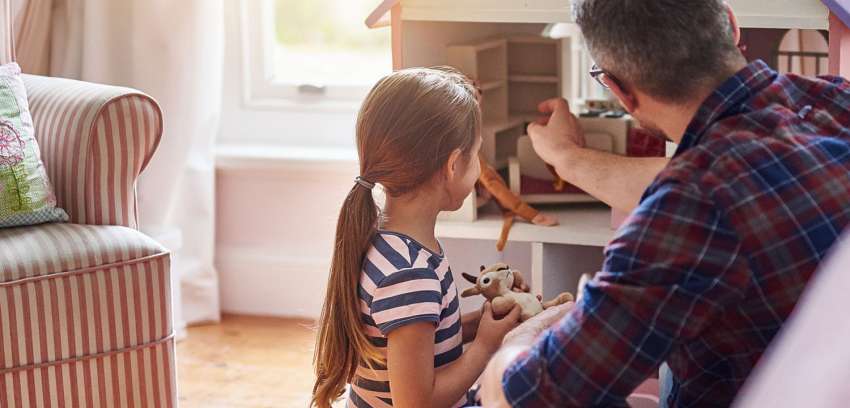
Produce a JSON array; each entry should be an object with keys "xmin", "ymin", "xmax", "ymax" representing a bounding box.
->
[{"xmin": 503, "ymin": 60, "xmax": 850, "ymax": 407}]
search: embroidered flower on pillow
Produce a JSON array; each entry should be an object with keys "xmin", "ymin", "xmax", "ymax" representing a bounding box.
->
[{"xmin": 0, "ymin": 62, "xmax": 68, "ymax": 227}]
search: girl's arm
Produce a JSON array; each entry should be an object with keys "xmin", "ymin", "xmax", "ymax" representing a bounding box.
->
[{"xmin": 387, "ymin": 303, "xmax": 520, "ymax": 407}]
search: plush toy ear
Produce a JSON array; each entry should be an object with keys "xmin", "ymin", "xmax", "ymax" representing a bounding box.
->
[
  {"xmin": 511, "ymin": 270, "xmax": 528, "ymax": 291},
  {"xmin": 461, "ymin": 287, "xmax": 481, "ymax": 298},
  {"xmin": 462, "ymin": 272, "xmax": 478, "ymax": 284},
  {"xmin": 480, "ymin": 265, "xmax": 486, "ymax": 272}
]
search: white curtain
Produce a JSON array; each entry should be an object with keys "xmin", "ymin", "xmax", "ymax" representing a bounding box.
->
[{"xmin": 12, "ymin": 0, "xmax": 224, "ymax": 334}]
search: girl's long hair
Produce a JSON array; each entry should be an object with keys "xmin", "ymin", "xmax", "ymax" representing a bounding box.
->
[{"xmin": 311, "ymin": 67, "xmax": 481, "ymax": 407}]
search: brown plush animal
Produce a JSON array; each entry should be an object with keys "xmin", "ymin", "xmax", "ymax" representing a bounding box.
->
[{"xmin": 461, "ymin": 263, "xmax": 574, "ymax": 321}]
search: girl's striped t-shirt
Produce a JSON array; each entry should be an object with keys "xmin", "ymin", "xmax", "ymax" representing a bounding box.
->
[{"xmin": 348, "ymin": 231, "xmax": 465, "ymax": 408}]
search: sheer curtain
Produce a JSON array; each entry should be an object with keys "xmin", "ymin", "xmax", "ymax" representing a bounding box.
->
[{"xmin": 12, "ymin": 0, "xmax": 224, "ymax": 335}]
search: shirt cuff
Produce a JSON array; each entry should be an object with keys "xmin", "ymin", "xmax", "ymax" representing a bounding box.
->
[{"xmin": 377, "ymin": 314, "xmax": 440, "ymax": 336}]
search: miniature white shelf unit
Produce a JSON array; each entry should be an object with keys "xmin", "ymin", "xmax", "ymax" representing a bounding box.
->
[
  {"xmin": 447, "ymin": 34, "xmax": 565, "ymax": 164},
  {"xmin": 440, "ymin": 31, "xmax": 643, "ymax": 223},
  {"xmin": 366, "ymin": 0, "xmax": 850, "ymax": 298}
]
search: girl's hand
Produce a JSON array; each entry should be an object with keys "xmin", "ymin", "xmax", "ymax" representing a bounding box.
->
[{"xmin": 474, "ymin": 302, "xmax": 521, "ymax": 354}]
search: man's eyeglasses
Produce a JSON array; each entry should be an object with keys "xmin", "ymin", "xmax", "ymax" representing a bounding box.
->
[{"xmin": 589, "ymin": 63, "xmax": 616, "ymax": 89}]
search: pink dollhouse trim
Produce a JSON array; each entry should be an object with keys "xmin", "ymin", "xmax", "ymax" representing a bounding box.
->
[
  {"xmin": 366, "ymin": 0, "xmax": 399, "ymax": 28},
  {"xmin": 829, "ymin": 12, "xmax": 850, "ymax": 76}
]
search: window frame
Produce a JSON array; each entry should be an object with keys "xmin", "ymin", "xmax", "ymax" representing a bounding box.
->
[{"xmin": 239, "ymin": 0, "xmax": 386, "ymax": 112}]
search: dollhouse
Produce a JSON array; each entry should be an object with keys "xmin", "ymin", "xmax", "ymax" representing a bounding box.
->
[{"xmin": 365, "ymin": 0, "xmax": 850, "ymax": 299}]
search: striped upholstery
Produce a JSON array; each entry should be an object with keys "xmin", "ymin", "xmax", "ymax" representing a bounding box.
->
[
  {"xmin": 0, "ymin": 223, "xmax": 175, "ymax": 407},
  {"xmin": 22, "ymin": 74, "xmax": 163, "ymax": 229}
]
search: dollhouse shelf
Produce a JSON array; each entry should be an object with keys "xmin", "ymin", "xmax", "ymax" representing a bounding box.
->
[
  {"xmin": 479, "ymin": 80, "xmax": 506, "ymax": 91},
  {"xmin": 436, "ymin": 204, "xmax": 615, "ymax": 247},
  {"xmin": 370, "ymin": 0, "xmax": 830, "ymax": 30},
  {"xmin": 509, "ymin": 75, "xmax": 559, "ymax": 84}
]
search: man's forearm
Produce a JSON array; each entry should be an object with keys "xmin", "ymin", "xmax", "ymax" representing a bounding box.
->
[
  {"xmin": 556, "ymin": 147, "xmax": 669, "ymax": 213},
  {"xmin": 480, "ymin": 345, "xmax": 529, "ymax": 407},
  {"xmin": 479, "ymin": 313, "xmax": 559, "ymax": 407}
]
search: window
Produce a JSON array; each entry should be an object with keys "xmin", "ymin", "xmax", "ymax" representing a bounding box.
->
[
  {"xmin": 241, "ymin": 0, "xmax": 391, "ymax": 111},
  {"xmin": 777, "ymin": 29, "xmax": 829, "ymax": 76},
  {"xmin": 273, "ymin": 0, "xmax": 391, "ymax": 88}
]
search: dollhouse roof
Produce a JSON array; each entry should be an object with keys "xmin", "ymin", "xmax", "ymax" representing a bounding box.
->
[
  {"xmin": 366, "ymin": 1, "xmax": 832, "ymax": 29},
  {"xmin": 822, "ymin": 0, "xmax": 850, "ymax": 27},
  {"xmin": 365, "ymin": 0, "xmax": 398, "ymax": 28}
]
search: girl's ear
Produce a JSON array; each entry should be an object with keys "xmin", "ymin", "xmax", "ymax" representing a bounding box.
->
[
  {"xmin": 461, "ymin": 287, "xmax": 481, "ymax": 297},
  {"xmin": 444, "ymin": 148, "xmax": 464, "ymax": 181}
]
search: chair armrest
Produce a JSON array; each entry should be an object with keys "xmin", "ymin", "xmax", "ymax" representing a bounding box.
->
[{"xmin": 23, "ymin": 74, "xmax": 163, "ymax": 228}]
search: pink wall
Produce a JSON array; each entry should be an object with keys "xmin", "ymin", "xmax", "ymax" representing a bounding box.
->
[{"xmin": 215, "ymin": 157, "xmax": 357, "ymax": 317}]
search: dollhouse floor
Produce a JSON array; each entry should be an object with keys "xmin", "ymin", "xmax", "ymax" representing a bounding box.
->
[{"xmin": 177, "ymin": 314, "xmax": 333, "ymax": 408}]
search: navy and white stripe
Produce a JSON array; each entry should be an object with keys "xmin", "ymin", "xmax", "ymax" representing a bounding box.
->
[{"xmin": 349, "ymin": 231, "xmax": 466, "ymax": 408}]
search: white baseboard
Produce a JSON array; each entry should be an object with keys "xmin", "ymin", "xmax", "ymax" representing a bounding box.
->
[{"xmin": 216, "ymin": 246, "xmax": 330, "ymax": 319}]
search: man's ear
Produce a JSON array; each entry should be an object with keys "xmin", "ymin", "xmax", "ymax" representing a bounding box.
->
[
  {"xmin": 444, "ymin": 148, "xmax": 464, "ymax": 181},
  {"xmin": 461, "ymin": 287, "xmax": 481, "ymax": 297},
  {"xmin": 724, "ymin": 2, "xmax": 742, "ymax": 47},
  {"xmin": 605, "ymin": 76, "xmax": 637, "ymax": 114}
]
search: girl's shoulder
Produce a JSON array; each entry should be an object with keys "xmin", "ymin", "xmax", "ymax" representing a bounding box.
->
[
  {"xmin": 362, "ymin": 232, "xmax": 453, "ymax": 336},
  {"xmin": 361, "ymin": 231, "xmax": 453, "ymax": 297},
  {"xmin": 364, "ymin": 230, "xmax": 446, "ymax": 274}
]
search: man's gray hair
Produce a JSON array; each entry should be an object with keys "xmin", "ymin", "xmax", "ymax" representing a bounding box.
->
[{"xmin": 573, "ymin": 0, "xmax": 744, "ymax": 103}]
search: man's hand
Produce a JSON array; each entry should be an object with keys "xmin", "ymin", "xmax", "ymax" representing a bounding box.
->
[
  {"xmin": 527, "ymin": 98, "xmax": 586, "ymax": 167},
  {"xmin": 480, "ymin": 302, "xmax": 576, "ymax": 407},
  {"xmin": 502, "ymin": 301, "xmax": 575, "ymax": 347}
]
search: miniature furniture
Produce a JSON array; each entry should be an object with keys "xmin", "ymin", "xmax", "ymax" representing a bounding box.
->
[
  {"xmin": 439, "ymin": 31, "xmax": 650, "ymax": 222},
  {"xmin": 0, "ymin": 4, "xmax": 175, "ymax": 405},
  {"xmin": 445, "ymin": 34, "xmax": 664, "ymax": 211}
]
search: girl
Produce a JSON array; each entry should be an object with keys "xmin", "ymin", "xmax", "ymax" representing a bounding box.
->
[{"xmin": 311, "ymin": 67, "xmax": 522, "ymax": 408}]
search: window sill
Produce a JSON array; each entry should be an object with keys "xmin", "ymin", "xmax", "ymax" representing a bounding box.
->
[{"xmin": 215, "ymin": 144, "xmax": 358, "ymax": 172}]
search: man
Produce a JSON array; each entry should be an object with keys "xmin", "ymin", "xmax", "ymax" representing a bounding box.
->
[{"xmin": 480, "ymin": 1, "xmax": 850, "ymax": 407}]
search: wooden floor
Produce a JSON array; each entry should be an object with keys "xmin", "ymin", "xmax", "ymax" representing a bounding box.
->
[{"xmin": 177, "ymin": 314, "xmax": 321, "ymax": 408}]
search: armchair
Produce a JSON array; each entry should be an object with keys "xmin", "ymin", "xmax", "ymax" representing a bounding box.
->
[{"xmin": 0, "ymin": 74, "xmax": 175, "ymax": 407}]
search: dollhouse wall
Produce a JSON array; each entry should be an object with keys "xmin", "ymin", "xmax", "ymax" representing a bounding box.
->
[
  {"xmin": 401, "ymin": 22, "xmax": 547, "ymax": 66},
  {"xmin": 400, "ymin": 21, "xmax": 579, "ymax": 102}
]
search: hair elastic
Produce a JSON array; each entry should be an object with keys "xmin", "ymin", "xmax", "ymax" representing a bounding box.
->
[{"xmin": 354, "ymin": 176, "xmax": 375, "ymax": 190}]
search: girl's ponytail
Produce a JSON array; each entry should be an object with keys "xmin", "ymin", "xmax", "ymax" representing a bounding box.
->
[{"xmin": 312, "ymin": 180, "xmax": 382, "ymax": 408}]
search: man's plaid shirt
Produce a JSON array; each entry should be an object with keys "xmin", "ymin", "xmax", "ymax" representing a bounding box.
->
[{"xmin": 503, "ymin": 60, "xmax": 850, "ymax": 407}]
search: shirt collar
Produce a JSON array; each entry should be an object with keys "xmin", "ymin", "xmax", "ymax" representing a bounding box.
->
[{"xmin": 674, "ymin": 60, "xmax": 777, "ymax": 156}]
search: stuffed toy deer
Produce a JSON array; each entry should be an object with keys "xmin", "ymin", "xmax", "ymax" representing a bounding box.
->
[{"xmin": 461, "ymin": 263, "xmax": 574, "ymax": 321}]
